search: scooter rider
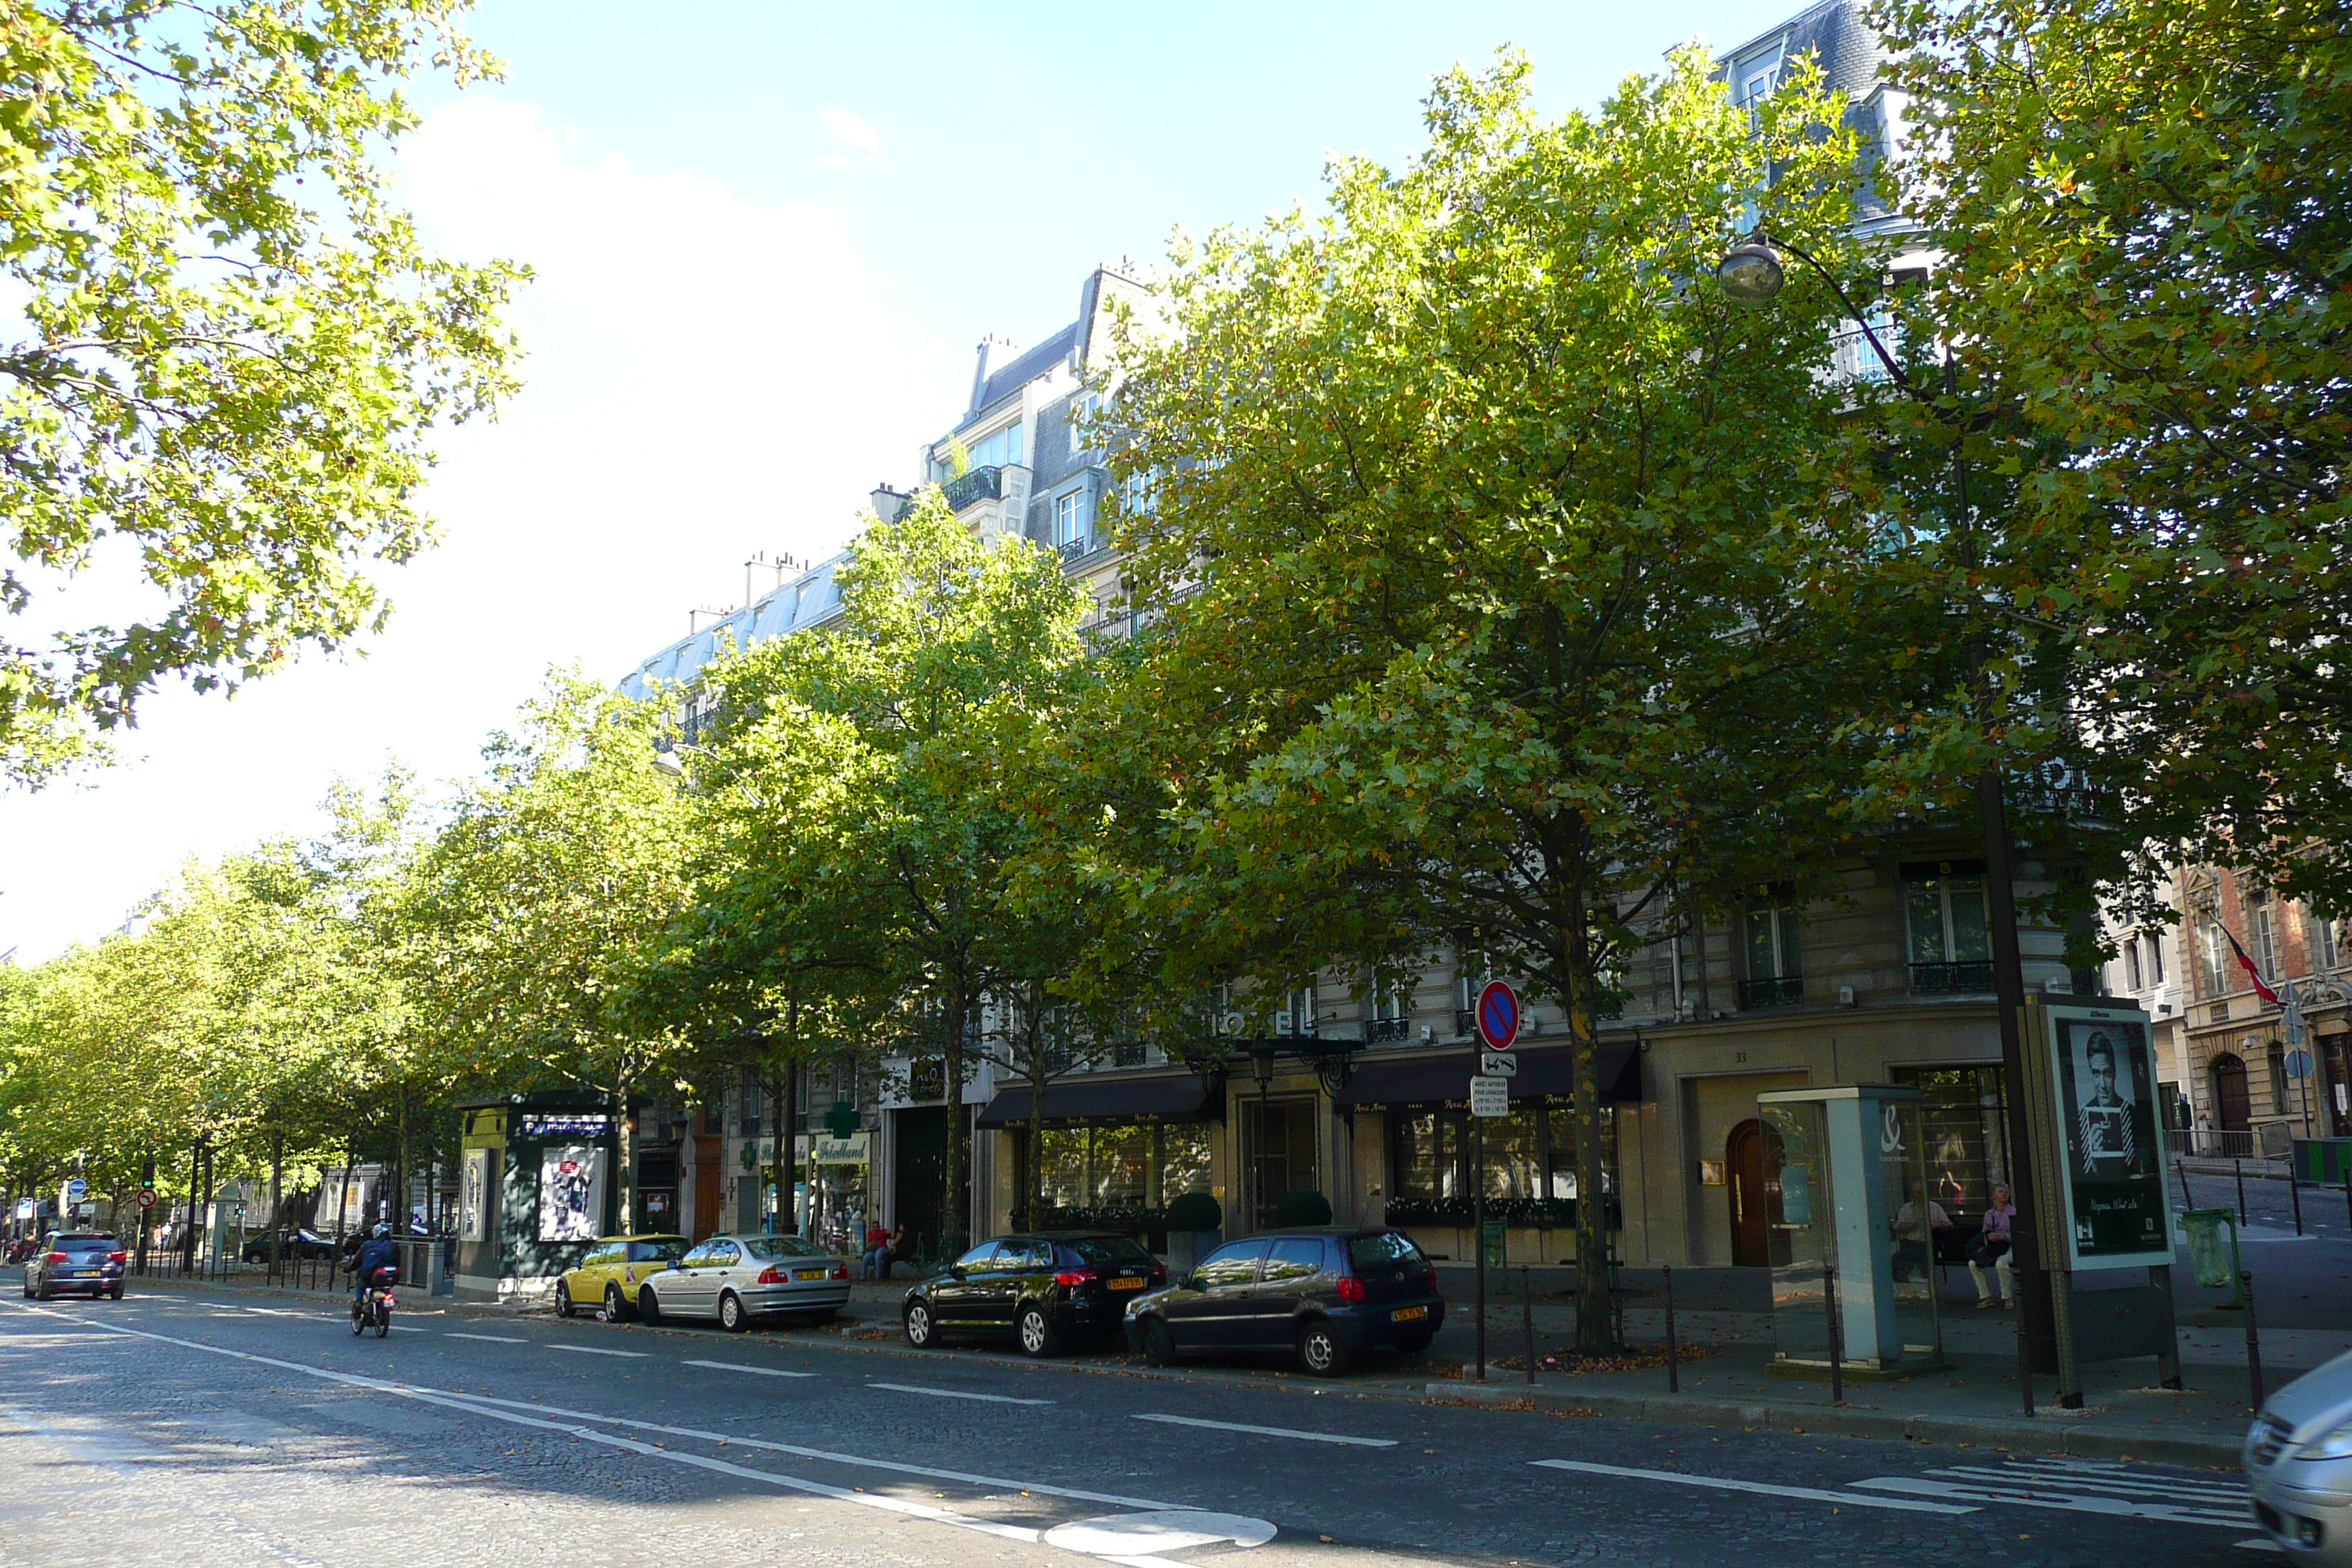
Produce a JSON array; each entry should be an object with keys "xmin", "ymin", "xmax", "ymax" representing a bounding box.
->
[{"xmin": 349, "ymin": 1223, "xmax": 396, "ymax": 1308}]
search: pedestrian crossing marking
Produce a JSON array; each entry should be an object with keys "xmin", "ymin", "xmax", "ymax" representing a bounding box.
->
[{"xmin": 1851, "ymin": 1458, "xmax": 2249, "ymax": 1529}]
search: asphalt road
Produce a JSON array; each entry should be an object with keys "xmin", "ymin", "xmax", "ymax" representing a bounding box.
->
[{"xmin": 0, "ymin": 1282, "xmax": 2276, "ymax": 1568}]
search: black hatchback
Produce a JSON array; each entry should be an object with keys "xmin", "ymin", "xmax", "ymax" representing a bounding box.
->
[
  {"xmin": 902, "ymin": 1232, "xmax": 1167, "ymax": 1357},
  {"xmin": 21, "ymin": 1232, "xmax": 126, "ymax": 1301},
  {"xmin": 1123, "ymin": 1227, "xmax": 1443, "ymax": 1375}
]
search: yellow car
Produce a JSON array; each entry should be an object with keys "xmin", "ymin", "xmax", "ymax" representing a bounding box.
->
[{"xmin": 555, "ymin": 1233, "xmax": 687, "ymax": 1320}]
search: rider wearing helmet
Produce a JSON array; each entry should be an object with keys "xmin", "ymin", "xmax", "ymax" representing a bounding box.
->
[{"xmin": 349, "ymin": 1223, "xmax": 397, "ymax": 1308}]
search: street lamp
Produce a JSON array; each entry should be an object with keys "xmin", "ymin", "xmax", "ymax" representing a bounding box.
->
[{"xmin": 1715, "ymin": 235, "xmax": 2073, "ymax": 1406}]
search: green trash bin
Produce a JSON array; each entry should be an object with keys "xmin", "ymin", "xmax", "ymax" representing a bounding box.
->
[{"xmin": 2181, "ymin": 1207, "xmax": 2242, "ymax": 1291}]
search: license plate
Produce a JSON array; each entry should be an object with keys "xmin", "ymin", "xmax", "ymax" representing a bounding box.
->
[
  {"xmin": 795, "ymin": 1268, "xmax": 827, "ymax": 1281},
  {"xmin": 1109, "ymin": 1276, "xmax": 1145, "ymax": 1291},
  {"xmin": 1391, "ymin": 1305, "xmax": 1428, "ymax": 1322}
]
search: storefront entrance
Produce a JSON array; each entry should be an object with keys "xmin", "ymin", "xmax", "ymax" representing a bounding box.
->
[
  {"xmin": 1241, "ymin": 1098, "xmax": 1318, "ymax": 1229},
  {"xmin": 892, "ymin": 1105, "xmax": 946, "ymax": 1257}
]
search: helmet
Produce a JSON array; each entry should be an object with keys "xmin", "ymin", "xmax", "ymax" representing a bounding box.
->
[{"xmin": 371, "ymin": 1223, "xmax": 391, "ymax": 1240}]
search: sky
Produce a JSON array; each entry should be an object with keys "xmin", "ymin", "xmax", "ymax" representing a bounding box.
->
[{"xmin": 0, "ymin": 0, "xmax": 1790, "ymax": 963}]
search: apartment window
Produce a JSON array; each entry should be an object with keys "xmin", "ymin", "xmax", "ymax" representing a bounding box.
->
[
  {"xmin": 2248, "ymin": 892, "xmax": 2281, "ymax": 982},
  {"xmin": 2146, "ymin": 930, "xmax": 2166, "ymax": 984},
  {"xmin": 1741, "ymin": 66, "xmax": 1776, "ymax": 104},
  {"xmin": 2195, "ymin": 912, "xmax": 2229, "ymax": 997},
  {"xmin": 1120, "ymin": 469, "xmax": 1158, "ymax": 518},
  {"xmin": 2315, "ymin": 912, "xmax": 2343, "ymax": 971},
  {"xmin": 1904, "ymin": 861, "xmax": 1991, "ymax": 991},
  {"xmin": 1068, "ymin": 392, "xmax": 1101, "ymax": 459},
  {"xmin": 1740, "ymin": 899, "xmax": 1802, "ymax": 1008},
  {"xmin": 1368, "ymin": 976, "xmax": 1409, "ymax": 1041},
  {"xmin": 1055, "ymin": 488, "xmax": 1091, "ymax": 551},
  {"xmin": 953, "ymin": 422, "xmax": 1022, "ymax": 474},
  {"xmin": 2123, "ymin": 940, "xmax": 2144, "ymax": 992},
  {"xmin": 1454, "ymin": 949, "xmax": 1490, "ymax": 1035}
]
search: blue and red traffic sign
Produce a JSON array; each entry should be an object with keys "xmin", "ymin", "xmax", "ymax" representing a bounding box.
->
[{"xmin": 1476, "ymin": 980, "xmax": 1520, "ymax": 1050}]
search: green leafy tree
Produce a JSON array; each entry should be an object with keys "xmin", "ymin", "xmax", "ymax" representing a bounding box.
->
[
  {"xmin": 1106, "ymin": 52, "xmax": 1895, "ymax": 1352},
  {"xmin": 0, "ymin": 0, "xmax": 526, "ymax": 785},
  {"xmin": 1876, "ymin": 0, "xmax": 2352, "ymax": 912},
  {"xmin": 696, "ymin": 493, "xmax": 1088, "ymax": 1254},
  {"xmin": 404, "ymin": 674, "xmax": 696, "ymax": 1229}
]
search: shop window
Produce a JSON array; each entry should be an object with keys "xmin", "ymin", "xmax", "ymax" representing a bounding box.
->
[
  {"xmin": 1160, "ymin": 1125, "xmax": 1214, "ymax": 1202},
  {"xmin": 1036, "ymin": 1128, "xmax": 1088, "ymax": 1209},
  {"xmin": 1387, "ymin": 1106, "xmax": 1617, "ymax": 1224},
  {"xmin": 1090, "ymin": 1124, "xmax": 1151, "ymax": 1208},
  {"xmin": 1889, "ymin": 1066, "xmax": 2010, "ymax": 1224}
]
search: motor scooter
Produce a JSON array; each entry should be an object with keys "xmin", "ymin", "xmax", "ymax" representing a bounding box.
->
[{"xmin": 350, "ymin": 1265, "xmax": 396, "ymax": 1337}]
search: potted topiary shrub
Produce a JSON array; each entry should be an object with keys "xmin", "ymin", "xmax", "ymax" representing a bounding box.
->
[
  {"xmin": 1164, "ymin": 1191, "xmax": 1222, "ymax": 1275},
  {"xmin": 1273, "ymin": 1188, "xmax": 1333, "ymax": 1226}
]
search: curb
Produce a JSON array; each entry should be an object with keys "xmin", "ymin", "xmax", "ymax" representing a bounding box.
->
[{"xmin": 1426, "ymin": 1380, "xmax": 2240, "ymax": 1466}]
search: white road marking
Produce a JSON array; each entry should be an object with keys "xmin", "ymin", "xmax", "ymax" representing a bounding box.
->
[
  {"xmin": 1533, "ymin": 1459, "xmax": 1979, "ymax": 1515},
  {"xmin": 1852, "ymin": 1458, "xmax": 2251, "ymax": 1528},
  {"xmin": 445, "ymin": 1333, "xmax": 524, "ymax": 1344},
  {"xmin": 684, "ymin": 1360, "xmax": 815, "ymax": 1378},
  {"xmin": 6, "ymin": 1301, "xmax": 1185, "ymax": 1518},
  {"xmin": 870, "ymin": 1381, "xmax": 1053, "ymax": 1406},
  {"xmin": 387, "ymin": 1325, "xmax": 429, "ymax": 1333},
  {"xmin": 1136, "ymin": 1413, "xmax": 1396, "ymax": 1448},
  {"xmin": 548, "ymin": 1343, "xmax": 647, "ymax": 1358},
  {"xmin": 2239, "ymin": 1537, "xmax": 2283, "ymax": 1552}
]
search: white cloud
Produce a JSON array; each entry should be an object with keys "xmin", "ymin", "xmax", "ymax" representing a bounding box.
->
[
  {"xmin": 814, "ymin": 105, "xmax": 888, "ymax": 170},
  {"xmin": 0, "ymin": 94, "xmax": 962, "ymax": 963}
]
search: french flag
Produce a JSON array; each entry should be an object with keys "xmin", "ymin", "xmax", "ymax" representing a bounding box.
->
[{"xmin": 2223, "ymin": 927, "xmax": 2282, "ymax": 1006}]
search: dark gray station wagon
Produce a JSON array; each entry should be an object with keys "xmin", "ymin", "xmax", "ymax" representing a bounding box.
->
[{"xmin": 1123, "ymin": 1227, "xmax": 1443, "ymax": 1375}]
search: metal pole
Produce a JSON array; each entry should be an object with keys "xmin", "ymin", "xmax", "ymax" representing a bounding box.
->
[
  {"xmin": 2176, "ymin": 1156, "xmax": 2195, "ymax": 1218},
  {"xmin": 1664, "ymin": 1264, "xmax": 1680, "ymax": 1394},
  {"xmin": 1474, "ymin": 1114, "xmax": 1488, "ymax": 1383},
  {"xmin": 1825, "ymin": 1260, "xmax": 1843, "ymax": 1404},
  {"xmin": 2243, "ymin": 1270, "xmax": 2266, "ymax": 1410},
  {"xmin": 2291, "ymin": 1170, "xmax": 2304, "ymax": 1236},
  {"xmin": 2016, "ymin": 1299, "xmax": 2035, "ymax": 1417},
  {"xmin": 1522, "ymin": 1265, "xmax": 1536, "ymax": 1386},
  {"xmin": 2235, "ymin": 1158, "xmax": 2247, "ymax": 1225},
  {"xmin": 2343, "ymin": 1170, "xmax": 2351, "ymax": 1237}
]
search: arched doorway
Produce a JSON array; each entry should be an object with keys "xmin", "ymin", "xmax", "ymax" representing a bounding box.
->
[
  {"xmin": 2210, "ymin": 1053, "xmax": 2251, "ymax": 1134},
  {"xmin": 1727, "ymin": 1120, "xmax": 1772, "ymax": 1267}
]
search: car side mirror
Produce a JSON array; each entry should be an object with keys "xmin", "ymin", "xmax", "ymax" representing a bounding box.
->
[
  {"xmin": 947, "ymin": 1264, "xmax": 966, "ymax": 1281},
  {"xmin": 1186, "ymin": 1272, "xmax": 1208, "ymax": 1292}
]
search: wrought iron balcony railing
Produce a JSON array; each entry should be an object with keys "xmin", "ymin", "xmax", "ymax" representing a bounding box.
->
[
  {"xmin": 1738, "ymin": 976, "xmax": 1805, "ymax": 1009},
  {"xmin": 941, "ymin": 465, "xmax": 1003, "ymax": 512},
  {"xmin": 1365, "ymin": 1016, "xmax": 1410, "ymax": 1043},
  {"xmin": 1910, "ymin": 960, "xmax": 1994, "ymax": 994}
]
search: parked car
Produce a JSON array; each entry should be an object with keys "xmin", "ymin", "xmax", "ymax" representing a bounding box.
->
[
  {"xmin": 21, "ymin": 1232, "xmax": 127, "ymax": 1300},
  {"xmin": 2246, "ymin": 1349, "xmax": 2352, "ymax": 1564},
  {"xmin": 554, "ymin": 1233, "xmax": 688, "ymax": 1320},
  {"xmin": 902, "ymin": 1231, "xmax": 1166, "ymax": 1357},
  {"xmin": 631, "ymin": 1234, "xmax": 853, "ymax": 1330},
  {"xmin": 241, "ymin": 1228, "xmax": 338, "ymax": 1263},
  {"xmin": 1123, "ymin": 1227, "xmax": 1443, "ymax": 1376}
]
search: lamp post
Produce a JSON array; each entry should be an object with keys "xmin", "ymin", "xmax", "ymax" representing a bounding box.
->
[
  {"xmin": 1248, "ymin": 1044, "xmax": 1278, "ymax": 1229},
  {"xmin": 1716, "ymin": 235, "xmax": 2068, "ymax": 1403}
]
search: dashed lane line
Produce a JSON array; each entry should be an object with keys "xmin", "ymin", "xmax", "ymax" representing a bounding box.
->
[
  {"xmin": 445, "ymin": 1333, "xmax": 525, "ymax": 1345},
  {"xmin": 869, "ymin": 1381, "xmax": 1053, "ymax": 1406},
  {"xmin": 1134, "ymin": 1413, "xmax": 1396, "ymax": 1448},
  {"xmin": 1533, "ymin": 1459, "xmax": 1979, "ymax": 1515},
  {"xmin": 4, "ymin": 1300, "xmax": 1187, "ymax": 1517},
  {"xmin": 683, "ymin": 1360, "xmax": 815, "ymax": 1378},
  {"xmin": 548, "ymin": 1343, "xmax": 648, "ymax": 1358}
]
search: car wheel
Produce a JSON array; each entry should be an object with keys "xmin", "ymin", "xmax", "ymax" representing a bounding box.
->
[
  {"xmin": 1017, "ymin": 1303, "xmax": 1060, "ymax": 1359},
  {"xmin": 108, "ymin": 1287, "xmax": 124, "ymax": 1301},
  {"xmin": 604, "ymin": 1284, "xmax": 629, "ymax": 1322},
  {"xmin": 718, "ymin": 1292, "xmax": 747, "ymax": 1333},
  {"xmin": 556, "ymin": 1282, "xmax": 576, "ymax": 1319},
  {"xmin": 903, "ymin": 1300, "xmax": 935, "ymax": 1348},
  {"xmin": 1392, "ymin": 1329, "xmax": 1433, "ymax": 1356},
  {"xmin": 636, "ymin": 1286, "xmax": 661, "ymax": 1325},
  {"xmin": 1142, "ymin": 1316, "xmax": 1178, "ymax": 1368},
  {"xmin": 34, "ymin": 1281, "xmax": 51, "ymax": 1303},
  {"xmin": 1297, "ymin": 1319, "xmax": 1348, "ymax": 1376}
]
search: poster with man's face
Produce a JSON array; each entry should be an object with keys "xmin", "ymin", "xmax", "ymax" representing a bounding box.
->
[
  {"xmin": 2048, "ymin": 1008, "xmax": 2170, "ymax": 1268},
  {"xmin": 460, "ymin": 1147, "xmax": 491, "ymax": 1243}
]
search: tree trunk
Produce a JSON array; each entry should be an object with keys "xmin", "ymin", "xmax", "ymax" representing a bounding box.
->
[
  {"xmin": 783, "ymin": 1055, "xmax": 802, "ymax": 1237},
  {"xmin": 613, "ymin": 1065, "xmax": 636, "ymax": 1235},
  {"xmin": 268, "ymin": 1133, "xmax": 286, "ymax": 1272},
  {"xmin": 332, "ymin": 1131, "xmax": 355, "ymax": 1242},
  {"xmin": 1564, "ymin": 914, "xmax": 1616, "ymax": 1357},
  {"xmin": 941, "ymin": 980, "xmax": 971, "ymax": 1254},
  {"xmin": 396, "ymin": 1088, "xmax": 411, "ymax": 1237}
]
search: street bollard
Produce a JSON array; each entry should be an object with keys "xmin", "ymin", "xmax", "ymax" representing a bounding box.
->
[
  {"xmin": 1523, "ymin": 1266, "xmax": 1536, "ymax": 1387},
  {"xmin": 1825, "ymin": 1260, "xmax": 1843, "ymax": 1405},
  {"xmin": 2244, "ymin": 1270, "xmax": 2266, "ymax": 1411},
  {"xmin": 1664, "ymin": 1264, "xmax": 1680, "ymax": 1394},
  {"xmin": 2236, "ymin": 1158, "xmax": 2248, "ymax": 1226},
  {"xmin": 2016, "ymin": 1303, "xmax": 2035, "ymax": 1418},
  {"xmin": 2291, "ymin": 1175, "xmax": 2304, "ymax": 1236}
]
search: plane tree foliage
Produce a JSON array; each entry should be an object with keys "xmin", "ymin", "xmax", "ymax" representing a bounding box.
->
[{"xmin": 0, "ymin": 0, "xmax": 525, "ymax": 786}]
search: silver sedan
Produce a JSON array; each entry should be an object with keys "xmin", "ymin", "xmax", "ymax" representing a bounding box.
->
[
  {"xmin": 636, "ymin": 1233, "xmax": 852, "ymax": 1332},
  {"xmin": 2246, "ymin": 1349, "xmax": 2352, "ymax": 1564}
]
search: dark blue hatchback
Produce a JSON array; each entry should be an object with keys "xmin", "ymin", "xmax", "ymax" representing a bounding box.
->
[{"xmin": 1123, "ymin": 1227, "xmax": 1443, "ymax": 1376}]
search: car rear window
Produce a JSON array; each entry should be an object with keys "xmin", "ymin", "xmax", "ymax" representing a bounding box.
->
[
  {"xmin": 59, "ymin": 1237, "xmax": 114, "ymax": 1254},
  {"xmin": 627, "ymin": 1240, "xmax": 683, "ymax": 1264},
  {"xmin": 1346, "ymin": 1232, "xmax": 1425, "ymax": 1270},
  {"xmin": 1059, "ymin": 1236, "xmax": 1156, "ymax": 1268},
  {"xmin": 744, "ymin": 1237, "xmax": 826, "ymax": 1262}
]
